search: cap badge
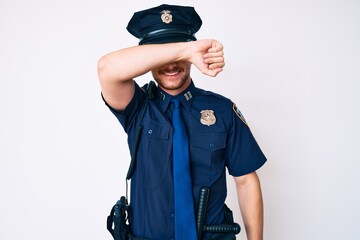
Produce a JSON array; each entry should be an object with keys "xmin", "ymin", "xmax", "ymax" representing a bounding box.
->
[
  {"xmin": 200, "ymin": 110, "xmax": 216, "ymax": 126},
  {"xmin": 160, "ymin": 10, "xmax": 172, "ymax": 24}
]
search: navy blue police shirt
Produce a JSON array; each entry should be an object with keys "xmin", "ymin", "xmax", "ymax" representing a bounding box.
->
[{"xmin": 103, "ymin": 80, "xmax": 267, "ymax": 240}]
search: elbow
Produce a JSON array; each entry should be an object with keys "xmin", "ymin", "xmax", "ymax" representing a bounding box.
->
[
  {"xmin": 97, "ymin": 55, "xmax": 129, "ymax": 84},
  {"xmin": 97, "ymin": 56, "xmax": 110, "ymax": 82}
]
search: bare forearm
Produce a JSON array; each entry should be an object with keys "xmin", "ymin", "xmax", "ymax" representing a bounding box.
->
[
  {"xmin": 235, "ymin": 172, "xmax": 264, "ymax": 240},
  {"xmin": 98, "ymin": 42, "xmax": 190, "ymax": 83},
  {"xmin": 97, "ymin": 39, "xmax": 224, "ymax": 84}
]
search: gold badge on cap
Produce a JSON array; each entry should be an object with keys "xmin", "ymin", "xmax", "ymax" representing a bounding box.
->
[
  {"xmin": 160, "ymin": 10, "xmax": 172, "ymax": 24},
  {"xmin": 200, "ymin": 110, "xmax": 216, "ymax": 126}
]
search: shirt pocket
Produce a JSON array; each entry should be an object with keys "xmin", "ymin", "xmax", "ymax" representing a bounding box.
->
[
  {"xmin": 137, "ymin": 118, "xmax": 171, "ymax": 189},
  {"xmin": 190, "ymin": 133, "xmax": 227, "ymax": 184}
]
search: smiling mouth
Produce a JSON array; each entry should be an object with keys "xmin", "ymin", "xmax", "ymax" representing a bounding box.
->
[{"xmin": 162, "ymin": 71, "xmax": 180, "ymax": 76}]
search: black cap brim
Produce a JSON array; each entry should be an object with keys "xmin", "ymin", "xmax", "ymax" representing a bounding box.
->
[{"xmin": 139, "ymin": 33, "xmax": 196, "ymax": 45}]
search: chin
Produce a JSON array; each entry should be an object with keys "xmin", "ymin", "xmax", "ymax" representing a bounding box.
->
[
  {"xmin": 160, "ymin": 82, "xmax": 184, "ymax": 91},
  {"xmin": 159, "ymin": 79, "xmax": 191, "ymax": 95}
]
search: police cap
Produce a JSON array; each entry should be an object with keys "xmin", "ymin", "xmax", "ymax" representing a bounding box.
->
[{"xmin": 127, "ymin": 4, "xmax": 202, "ymax": 45}]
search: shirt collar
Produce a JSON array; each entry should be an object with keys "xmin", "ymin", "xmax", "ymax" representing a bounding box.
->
[{"xmin": 156, "ymin": 80, "xmax": 196, "ymax": 112}]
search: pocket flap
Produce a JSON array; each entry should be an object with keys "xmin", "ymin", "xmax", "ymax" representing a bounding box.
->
[
  {"xmin": 143, "ymin": 119, "xmax": 170, "ymax": 139},
  {"xmin": 192, "ymin": 133, "xmax": 226, "ymax": 151}
]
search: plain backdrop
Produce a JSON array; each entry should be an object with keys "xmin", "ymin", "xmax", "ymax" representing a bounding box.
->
[{"xmin": 1, "ymin": 0, "xmax": 359, "ymax": 239}]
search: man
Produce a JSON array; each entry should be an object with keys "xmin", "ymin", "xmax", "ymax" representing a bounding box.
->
[{"xmin": 98, "ymin": 4, "xmax": 266, "ymax": 240}]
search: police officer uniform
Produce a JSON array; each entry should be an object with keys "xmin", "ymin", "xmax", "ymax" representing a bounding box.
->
[{"xmin": 103, "ymin": 4, "xmax": 267, "ymax": 240}]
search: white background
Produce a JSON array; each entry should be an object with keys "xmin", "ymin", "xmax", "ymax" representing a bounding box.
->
[{"xmin": 1, "ymin": 0, "xmax": 359, "ymax": 239}]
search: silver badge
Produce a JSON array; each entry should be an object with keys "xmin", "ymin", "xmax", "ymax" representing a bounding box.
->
[
  {"xmin": 200, "ymin": 110, "xmax": 216, "ymax": 126},
  {"xmin": 160, "ymin": 10, "xmax": 172, "ymax": 24}
]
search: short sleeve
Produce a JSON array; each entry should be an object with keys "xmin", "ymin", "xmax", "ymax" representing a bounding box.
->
[
  {"xmin": 102, "ymin": 82, "xmax": 146, "ymax": 133},
  {"xmin": 225, "ymin": 104, "xmax": 267, "ymax": 176}
]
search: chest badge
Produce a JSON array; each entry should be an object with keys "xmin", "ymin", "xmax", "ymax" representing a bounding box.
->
[{"xmin": 200, "ymin": 110, "xmax": 216, "ymax": 126}]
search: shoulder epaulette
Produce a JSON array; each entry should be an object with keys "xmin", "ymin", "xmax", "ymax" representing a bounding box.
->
[{"xmin": 197, "ymin": 88, "xmax": 230, "ymax": 102}]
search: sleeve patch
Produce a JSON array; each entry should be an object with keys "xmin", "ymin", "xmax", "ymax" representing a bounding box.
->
[{"xmin": 232, "ymin": 103, "xmax": 248, "ymax": 127}]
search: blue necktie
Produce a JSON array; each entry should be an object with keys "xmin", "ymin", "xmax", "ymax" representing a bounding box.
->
[{"xmin": 171, "ymin": 98, "xmax": 197, "ymax": 240}]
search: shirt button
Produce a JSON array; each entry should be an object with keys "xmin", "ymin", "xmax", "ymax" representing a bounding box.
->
[
  {"xmin": 148, "ymin": 129, "xmax": 153, "ymax": 134},
  {"xmin": 171, "ymin": 213, "xmax": 175, "ymax": 218},
  {"xmin": 209, "ymin": 143, "xmax": 215, "ymax": 148}
]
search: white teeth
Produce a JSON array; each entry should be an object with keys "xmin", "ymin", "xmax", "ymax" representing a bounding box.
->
[{"xmin": 163, "ymin": 71, "xmax": 179, "ymax": 76}]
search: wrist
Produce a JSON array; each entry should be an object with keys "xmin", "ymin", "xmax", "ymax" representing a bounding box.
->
[{"xmin": 175, "ymin": 41, "xmax": 194, "ymax": 63}]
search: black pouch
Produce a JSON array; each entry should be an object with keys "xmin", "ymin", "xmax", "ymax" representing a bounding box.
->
[
  {"xmin": 205, "ymin": 205, "xmax": 239, "ymax": 240},
  {"xmin": 208, "ymin": 233, "xmax": 236, "ymax": 240},
  {"xmin": 107, "ymin": 196, "xmax": 131, "ymax": 240},
  {"xmin": 223, "ymin": 204, "xmax": 235, "ymax": 224},
  {"xmin": 213, "ymin": 204, "xmax": 237, "ymax": 240}
]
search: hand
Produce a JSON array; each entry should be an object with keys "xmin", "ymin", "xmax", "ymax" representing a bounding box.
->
[{"xmin": 189, "ymin": 39, "xmax": 225, "ymax": 77}]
